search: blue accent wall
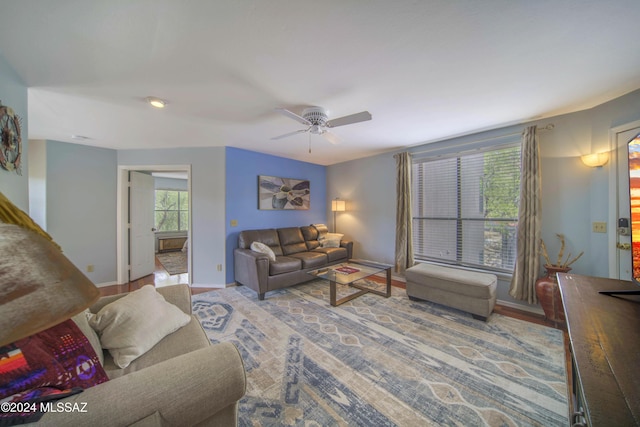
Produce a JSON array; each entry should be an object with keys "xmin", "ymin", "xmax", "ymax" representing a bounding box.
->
[{"xmin": 225, "ymin": 147, "xmax": 327, "ymax": 283}]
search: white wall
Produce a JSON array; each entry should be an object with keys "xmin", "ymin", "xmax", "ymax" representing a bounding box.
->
[
  {"xmin": 118, "ymin": 147, "xmax": 226, "ymax": 286},
  {"xmin": 328, "ymin": 89, "xmax": 640, "ymax": 308}
]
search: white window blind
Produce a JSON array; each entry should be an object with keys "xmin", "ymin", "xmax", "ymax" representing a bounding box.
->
[{"xmin": 412, "ymin": 144, "xmax": 520, "ymax": 273}]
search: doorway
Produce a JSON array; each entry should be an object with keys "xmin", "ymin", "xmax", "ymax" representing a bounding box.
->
[
  {"xmin": 610, "ymin": 121, "xmax": 640, "ymax": 279},
  {"xmin": 117, "ymin": 165, "xmax": 192, "ymax": 286}
]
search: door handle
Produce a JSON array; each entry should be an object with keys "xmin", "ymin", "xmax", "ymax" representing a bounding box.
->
[
  {"xmin": 151, "ymin": 228, "xmax": 157, "ymax": 232},
  {"xmin": 617, "ymin": 242, "xmax": 631, "ymax": 250}
]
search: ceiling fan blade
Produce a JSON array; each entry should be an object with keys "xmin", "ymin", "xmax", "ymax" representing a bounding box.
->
[
  {"xmin": 326, "ymin": 111, "xmax": 372, "ymax": 128},
  {"xmin": 274, "ymin": 108, "xmax": 311, "ymax": 125},
  {"xmin": 271, "ymin": 128, "xmax": 308, "ymax": 140},
  {"xmin": 322, "ymin": 130, "xmax": 341, "ymax": 145}
]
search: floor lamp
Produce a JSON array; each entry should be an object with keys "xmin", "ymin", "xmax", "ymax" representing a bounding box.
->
[{"xmin": 331, "ymin": 198, "xmax": 346, "ymax": 233}]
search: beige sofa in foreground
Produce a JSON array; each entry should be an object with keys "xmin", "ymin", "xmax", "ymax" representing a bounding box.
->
[{"xmin": 39, "ymin": 284, "xmax": 246, "ymax": 426}]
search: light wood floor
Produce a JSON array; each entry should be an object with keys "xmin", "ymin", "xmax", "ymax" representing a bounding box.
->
[{"xmin": 99, "ymin": 260, "xmax": 560, "ymax": 329}]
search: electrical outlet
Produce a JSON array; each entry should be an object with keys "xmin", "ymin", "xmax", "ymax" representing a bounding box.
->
[
  {"xmin": 217, "ymin": 264, "xmax": 222, "ymax": 271},
  {"xmin": 592, "ymin": 222, "xmax": 607, "ymax": 233},
  {"xmin": 86, "ymin": 264, "xmax": 94, "ymax": 273}
]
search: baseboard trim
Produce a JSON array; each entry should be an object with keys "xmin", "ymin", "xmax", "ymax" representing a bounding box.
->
[
  {"xmin": 94, "ymin": 281, "xmax": 118, "ymax": 288},
  {"xmin": 190, "ymin": 283, "xmax": 227, "ymax": 289},
  {"xmin": 496, "ymin": 299, "xmax": 544, "ymax": 315}
]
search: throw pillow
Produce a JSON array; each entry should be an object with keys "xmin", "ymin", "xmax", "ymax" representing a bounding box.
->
[
  {"xmin": 71, "ymin": 309, "xmax": 104, "ymax": 366},
  {"xmin": 88, "ymin": 285, "xmax": 191, "ymax": 369},
  {"xmin": 250, "ymin": 241, "xmax": 276, "ymax": 262},
  {"xmin": 0, "ymin": 319, "xmax": 109, "ymax": 424},
  {"xmin": 320, "ymin": 233, "xmax": 344, "ymax": 248}
]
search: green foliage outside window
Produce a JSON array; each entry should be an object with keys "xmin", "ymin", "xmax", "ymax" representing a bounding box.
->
[
  {"xmin": 155, "ymin": 190, "xmax": 189, "ymax": 231},
  {"xmin": 480, "ymin": 146, "xmax": 520, "ymax": 220}
]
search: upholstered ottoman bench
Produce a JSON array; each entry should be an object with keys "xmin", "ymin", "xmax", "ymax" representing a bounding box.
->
[{"xmin": 405, "ymin": 263, "xmax": 497, "ymax": 321}]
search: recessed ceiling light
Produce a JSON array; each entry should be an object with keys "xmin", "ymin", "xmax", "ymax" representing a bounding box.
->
[{"xmin": 146, "ymin": 97, "xmax": 167, "ymax": 108}]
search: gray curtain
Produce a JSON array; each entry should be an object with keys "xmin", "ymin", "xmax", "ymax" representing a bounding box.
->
[
  {"xmin": 509, "ymin": 125, "xmax": 542, "ymax": 303},
  {"xmin": 394, "ymin": 152, "xmax": 414, "ymax": 273}
]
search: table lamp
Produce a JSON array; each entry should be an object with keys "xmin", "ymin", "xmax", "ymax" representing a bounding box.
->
[{"xmin": 0, "ymin": 224, "xmax": 100, "ymax": 347}]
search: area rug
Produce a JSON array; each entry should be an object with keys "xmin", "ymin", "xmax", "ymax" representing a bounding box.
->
[
  {"xmin": 192, "ymin": 280, "xmax": 567, "ymax": 426},
  {"xmin": 156, "ymin": 251, "xmax": 187, "ymax": 275}
]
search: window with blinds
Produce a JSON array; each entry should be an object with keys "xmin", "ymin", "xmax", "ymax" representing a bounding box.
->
[{"xmin": 412, "ymin": 144, "xmax": 520, "ymax": 273}]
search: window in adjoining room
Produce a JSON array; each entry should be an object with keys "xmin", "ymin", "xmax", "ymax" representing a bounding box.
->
[
  {"xmin": 154, "ymin": 190, "xmax": 189, "ymax": 232},
  {"xmin": 412, "ymin": 143, "xmax": 520, "ymax": 273}
]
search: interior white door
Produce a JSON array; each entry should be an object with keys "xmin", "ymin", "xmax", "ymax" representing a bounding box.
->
[
  {"xmin": 130, "ymin": 171, "xmax": 156, "ymax": 281},
  {"xmin": 616, "ymin": 127, "xmax": 640, "ymax": 280}
]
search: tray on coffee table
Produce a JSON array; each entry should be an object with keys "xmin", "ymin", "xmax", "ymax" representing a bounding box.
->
[{"xmin": 308, "ymin": 259, "xmax": 392, "ymax": 306}]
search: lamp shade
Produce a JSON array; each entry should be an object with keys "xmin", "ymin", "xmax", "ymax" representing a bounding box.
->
[
  {"xmin": 581, "ymin": 152, "xmax": 609, "ymax": 168},
  {"xmin": 0, "ymin": 224, "xmax": 100, "ymax": 347},
  {"xmin": 331, "ymin": 199, "xmax": 346, "ymax": 212}
]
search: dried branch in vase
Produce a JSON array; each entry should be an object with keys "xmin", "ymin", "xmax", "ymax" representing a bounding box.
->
[{"xmin": 539, "ymin": 233, "xmax": 584, "ymax": 268}]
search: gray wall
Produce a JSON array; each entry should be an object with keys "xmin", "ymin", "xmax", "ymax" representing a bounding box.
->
[
  {"xmin": 328, "ymin": 89, "xmax": 640, "ymax": 309},
  {"xmin": 0, "ymin": 54, "xmax": 28, "ymax": 209},
  {"xmin": 118, "ymin": 147, "xmax": 225, "ymax": 286},
  {"xmin": 45, "ymin": 140, "xmax": 117, "ymax": 285}
]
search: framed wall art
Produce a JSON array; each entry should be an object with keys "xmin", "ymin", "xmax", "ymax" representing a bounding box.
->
[
  {"xmin": 258, "ymin": 175, "xmax": 310, "ymax": 210},
  {"xmin": 0, "ymin": 100, "xmax": 22, "ymax": 175}
]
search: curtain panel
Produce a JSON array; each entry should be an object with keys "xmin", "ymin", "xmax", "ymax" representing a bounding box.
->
[
  {"xmin": 509, "ymin": 125, "xmax": 542, "ymax": 303},
  {"xmin": 394, "ymin": 152, "xmax": 414, "ymax": 273}
]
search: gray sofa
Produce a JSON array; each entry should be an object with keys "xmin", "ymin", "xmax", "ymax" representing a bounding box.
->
[
  {"xmin": 40, "ymin": 284, "xmax": 247, "ymax": 426},
  {"xmin": 234, "ymin": 226, "xmax": 353, "ymax": 300}
]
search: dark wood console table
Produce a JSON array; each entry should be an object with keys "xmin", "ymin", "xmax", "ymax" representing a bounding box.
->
[{"xmin": 557, "ymin": 273, "xmax": 640, "ymax": 426}]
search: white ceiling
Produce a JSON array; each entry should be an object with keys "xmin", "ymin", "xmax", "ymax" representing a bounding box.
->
[{"xmin": 1, "ymin": 1, "xmax": 640, "ymax": 166}]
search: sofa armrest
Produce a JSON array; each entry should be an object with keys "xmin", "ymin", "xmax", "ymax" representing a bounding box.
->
[
  {"xmin": 90, "ymin": 284, "xmax": 192, "ymax": 315},
  {"xmin": 156, "ymin": 284, "xmax": 192, "ymax": 315},
  {"xmin": 234, "ymin": 248, "xmax": 269, "ymax": 297},
  {"xmin": 38, "ymin": 343, "xmax": 246, "ymax": 426},
  {"xmin": 340, "ymin": 240, "xmax": 353, "ymax": 259}
]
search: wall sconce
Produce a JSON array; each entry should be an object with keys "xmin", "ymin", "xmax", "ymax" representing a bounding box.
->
[
  {"xmin": 331, "ymin": 198, "xmax": 346, "ymax": 233},
  {"xmin": 581, "ymin": 152, "xmax": 609, "ymax": 168}
]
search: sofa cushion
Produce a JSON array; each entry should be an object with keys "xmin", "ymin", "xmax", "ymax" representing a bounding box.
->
[
  {"xmin": 269, "ymin": 256, "xmax": 302, "ymax": 275},
  {"xmin": 89, "ymin": 285, "xmax": 191, "ymax": 369},
  {"xmin": 301, "ymin": 225, "xmax": 321, "ymax": 250},
  {"xmin": 238, "ymin": 229, "xmax": 283, "ymax": 255},
  {"xmin": 278, "ymin": 227, "xmax": 307, "ymax": 255},
  {"xmin": 289, "ymin": 251, "xmax": 328, "ymax": 268},
  {"xmin": 313, "ymin": 246, "xmax": 349, "ymax": 262}
]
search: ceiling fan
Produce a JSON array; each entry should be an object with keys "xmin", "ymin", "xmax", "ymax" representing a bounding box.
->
[{"xmin": 271, "ymin": 106, "xmax": 372, "ymax": 145}]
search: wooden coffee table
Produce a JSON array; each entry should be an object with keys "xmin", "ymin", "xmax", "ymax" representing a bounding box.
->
[{"xmin": 308, "ymin": 259, "xmax": 392, "ymax": 306}]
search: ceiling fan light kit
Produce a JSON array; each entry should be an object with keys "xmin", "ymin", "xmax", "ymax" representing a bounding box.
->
[{"xmin": 272, "ymin": 106, "xmax": 372, "ymax": 149}]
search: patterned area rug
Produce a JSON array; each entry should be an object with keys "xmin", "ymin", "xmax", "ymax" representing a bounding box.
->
[
  {"xmin": 192, "ymin": 280, "xmax": 567, "ymax": 426},
  {"xmin": 156, "ymin": 251, "xmax": 187, "ymax": 275}
]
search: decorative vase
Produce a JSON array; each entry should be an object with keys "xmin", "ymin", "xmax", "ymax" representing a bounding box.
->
[{"xmin": 535, "ymin": 265, "xmax": 571, "ymax": 326}]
